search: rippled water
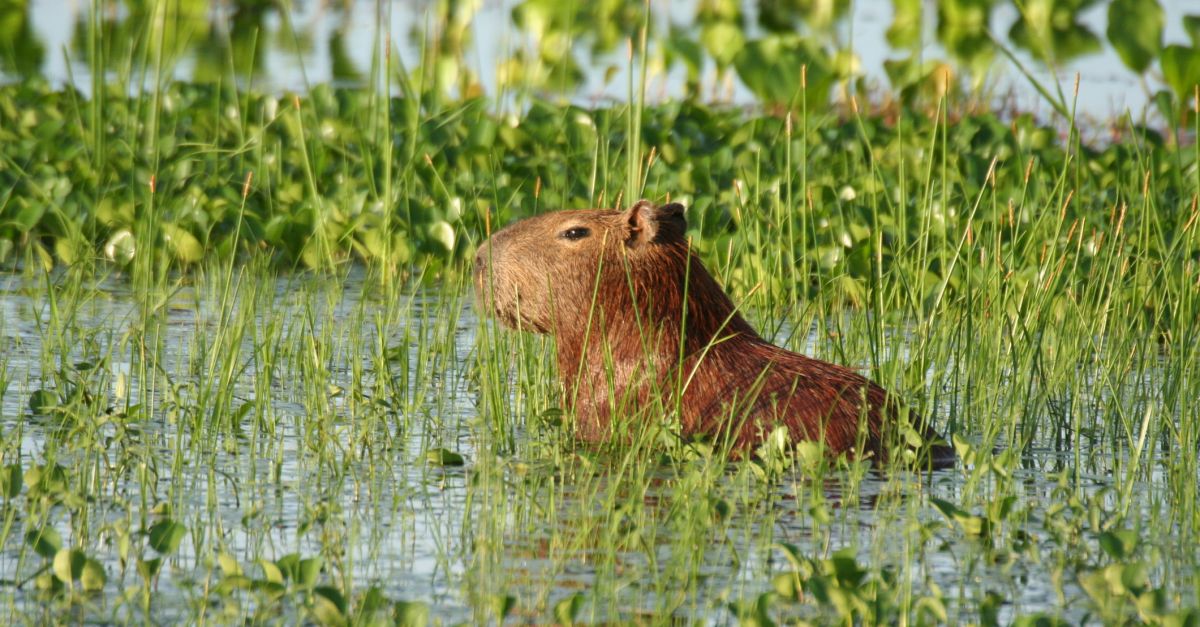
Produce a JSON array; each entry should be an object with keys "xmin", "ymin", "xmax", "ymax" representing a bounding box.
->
[{"xmin": 0, "ymin": 270, "xmax": 1187, "ymax": 623}]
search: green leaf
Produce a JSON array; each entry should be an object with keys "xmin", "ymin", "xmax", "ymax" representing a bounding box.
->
[
  {"xmin": 1106, "ymin": 0, "xmax": 1163, "ymax": 73},
  {"xmin": 138, "ymin": 557, "xmax": 162, "ymax": 580},
  {"xmin": 427, "ymin": 220, "xmax": 456, "ymax": 254},
  {"xmin": 12, "ymin": 199, "xmax": 46, "ymax": 233},
  {"xmin": 359, "ymin": 586, "xmax": 389, "ymax": 614},
  {"xmin": 733, "ymin": 35, "xmax": 831, "ymax": 108},
  {"xmin": 259, "ymin": 559, "xmax": 285, "ymax": 585},
  {"xmin": 28, "ymin": 389, "xmax": 58, "ymax": 415},
  {"xmin": 104, "ymin": 229, "xmax": 136, "ymax": 265},
  {"xmin": 148, "ymin": 519, "xmax": 188, "ymax": 554},
  {"xmin": 81, "ymin": 558, "xmax": 106, "ymax": 592},
  {"xmin": 492, "ymin": 594, "xmax": 517, "ymax": 621},
  {"xmin": 700, "ymin": 22, "xmax": 745, "ymax": 68},
  {"xmin": 425, "ymin": 448, "xmax": 465, "ymax": 466},
  {"xmin": 772, "ymin": 571, "xmax": 803, "ymax": 602},
  {"xmin": 553, "ymin": 592, "xmax": 584, "ymax": 624},
  {"xmin": 393, "ymin": 600, "xmax": 430, "ymax": 627},
  {"xmin": 1161, "ymin": 44, "xmax": 1200, "ymax": 102},
  {"xmin": 277, "ymin": 553, "xmax": 301, "ymax": 581},
  {"xmin": 1099, "ymin": 529, "xmax": 1139, "ymax": 559},
  {"xmin": 1185, "ymin": 15, "xmax": 1200, "ymax": 48},
  {"xmin": 161, "ymin": 223, "xmax": 204, "ymax": 264},
  {"xmin": 218, "ymin": 552, "xmax": 242, "ymax": 576},
  {"xmin": 53, "ymin": 548, "xmax": 86, "ymax": 585},
  {"xmin": 311, "ymin": 585, "xmax": 347, "ymax": 626},
  {"xmin": 26, "ymin": 526, "xmax": 62, "ymax": 559},
  {"xmin": 298, "ymin": 556, "xmax": 323, "ymax": 587},
  {"xmin": 887, "ymin": 0, "xmax": 922, "ymax": 48},
  {"xmin": 0, "ymin": 464, "xmax": 22, "ymax": 499}
]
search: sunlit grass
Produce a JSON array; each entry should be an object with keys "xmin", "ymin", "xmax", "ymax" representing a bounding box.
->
[{"xmin": 0, "ymin": 1, "xmax": 1198, "ymax": 624}]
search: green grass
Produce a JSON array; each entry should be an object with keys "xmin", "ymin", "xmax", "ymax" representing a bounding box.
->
[{"xmin": 1, "ymin": 3, "xmax": 1199, "ymax": 624}]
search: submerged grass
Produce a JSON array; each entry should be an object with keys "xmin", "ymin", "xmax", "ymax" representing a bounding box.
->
[
  {"xmin": 0, "ymin": 7, "xmax": 1198, "ymax": 625},
  {"xmin": 0, "ymin": 186, "xmax": 1197, "ymax": 624}
]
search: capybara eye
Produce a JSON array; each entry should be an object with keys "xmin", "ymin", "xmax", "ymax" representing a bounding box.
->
[{"xmin": 561, "ymin": 227, "xmax": 591, "ymax": 241}]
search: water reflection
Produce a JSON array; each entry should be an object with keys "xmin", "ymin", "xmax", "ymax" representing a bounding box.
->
[{"xmin": 0, "ymin": 269, "xmax": 1192, "ymax": 623}]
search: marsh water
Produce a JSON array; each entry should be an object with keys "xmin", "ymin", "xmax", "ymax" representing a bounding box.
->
[{"xmin": 0, "ymin": 270, "xmax": 1185, "ymax": 623}]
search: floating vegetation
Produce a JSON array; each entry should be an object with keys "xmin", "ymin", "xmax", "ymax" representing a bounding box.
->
[{"xmin": 0, "ymin": 0, "xmax": 1198, "ymax": 624}]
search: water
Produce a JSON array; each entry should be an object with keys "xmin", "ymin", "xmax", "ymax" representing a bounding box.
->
[
  {"xmin": 4, "ymin": 0, "xmax": 1193, "ymax": 121},
  {"xmin": 0, "ymin": 270, "xmax": 1189, "ymax": 623}
]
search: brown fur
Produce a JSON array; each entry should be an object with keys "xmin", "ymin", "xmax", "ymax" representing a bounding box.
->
[{"xmin": 474, "ymin": 200, "xmax": 953, "ymax": 467}]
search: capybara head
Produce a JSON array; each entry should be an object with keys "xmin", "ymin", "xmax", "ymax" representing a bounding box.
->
[{"xmin": 473, "ymin": 200, "xmax": 689, "ymax": 334}]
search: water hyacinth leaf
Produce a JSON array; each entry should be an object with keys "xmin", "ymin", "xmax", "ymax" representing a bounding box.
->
[
  {"xmin": 887, "ymin": 0, "xmax": 922, "ymax": 48},
  {"xmin": 1135, "ymin": 588, "xmax": 1169, "ymax": 619},
  {"xmin": 298, "ymin": 556, "xmax": 324, "ymax": 587},
  {"xmin": 54, "ymin": 236, "xmax": 83, "ymax": 265},
  {"xmin": 930, "ymin": 497, "xmax": 989, "ymax": 536},
  {"xmin": 218, "ymin": 552, "xmax": 242, "ymax": 576},
  {"xmin": 104, "ymin": 229, "xmax": 136, "ymax": 264},
  {"xmin": 0, "ymin": 464, "xmax": 22, "ymax": 499},
  {"xmin": 425, "ymin": 448, "xmax": 465, "ymax": 466},
  {"xmin": 53, "ymin": 548, "xmax": 87, "ymax": 585},
  {"xmin": 34, "ymin": 573, "xmax": 61, "ymax": 593},
  {"xmin": 734, "ymin": 35, "xmax": 831, "ymax": 108},
  {"xmin": 358, "ymin": 586, "xmax": 389, "ymax": 615},
  {"xmin": 727, "ymin": 591, "xmax": 775, "ymax": 626},
  {"xmin": 936, "ymin": 0, "xmax": 994, "ymax": 71},
  {"xmin": 772, "ymin": 571, "xmax": 803, "ymax": 601},
  {"xmin": 1118, "ymin": 562, "xmax": 1149, "ymax": 594},
  {"xmin": 1008, "ymin": 0, "xmax": 1102, "ymax": 63},
  {"xmin": 28, "ymin": 389, "xmax": 58, "ymax": 414},
  {"xmin": 537, "ymin": 407, "xmax": 565, "ymax": 427},
  {"xmin": 259, "ymin": 559, "xmax": 285, "ymax": 585},
  {"xmin": 1161, "ymin": 45, "xmax": 1200, "ymax": 103},
  {"xmin": 1185, "ymin": 15, "xmax": 1200, "ymax": 47},
  {"xmin": 138, "ymin": 557, "xmax": 162, "ymax": 579},
  {"xmin": 161, "ymin": 223, "xmax": 204, "ymax": 263},
  {"xmin": 11, "ymin": 199, "xmax": 46, "ymax": 233},
  {"xmin": 148, "ymin": 519, "xmax": 188, "ymax": 554},
  {"xmin": 215, "ymin": 574, "xmax": 253, "ymax": 595},
  {"xmin": 311, "ymin": 585, "xmax": 347, "ymax": 625},
  {"xmin": 25, "ymin": 464, "xmax": 67, "ymax": 497},
  {"xmin": 427, "ymin": 220, "xmax": 456, "ymax": 254},
  {"xmin": 553, "ymin": 592, "xmax": 584, "ymax": 624},
  {"xmin": 81, "ymin": 558, "xmax": 106, "ymax": 591},
  {"xmin": 1106, "ymin": 0, "xmax": 1163, "ymax": 73},
  {"xmin": 828, "ymin": 549, "xmax": 866, "ymax": 588},
  {"xmin": 394, "ymin": 600, "xmax": 430, "ymax": 627},
  {"xmin": 26, "ymin": 526, "xmax": 62, "ymax": 559},
  {"xmin": 700, "ymin": 22, "xmax": 745, "ymax": 68},
  {"xmin": 276, "ymin": 553, "xmax": 301, "ymax": 581},
  {"xmin": 1099, "ymin": 529, "xmax": 1139, "ymax": 559},
  {"xmin": 492, "ymin": 594, "xmax": 517, "ymax": 621},
  {"xmin": 300, "ymin": 236, "xmax": 329, "ymax": 269}
]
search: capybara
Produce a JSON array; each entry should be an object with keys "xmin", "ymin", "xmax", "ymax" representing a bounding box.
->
[{"xmin": 474, "ymin": 200, "xmax": 954, "ymax": 468}]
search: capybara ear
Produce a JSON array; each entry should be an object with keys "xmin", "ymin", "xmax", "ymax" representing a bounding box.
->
[{"xmin": 625, "ymin": 200, "xmax": 687, "ymax": 246}]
